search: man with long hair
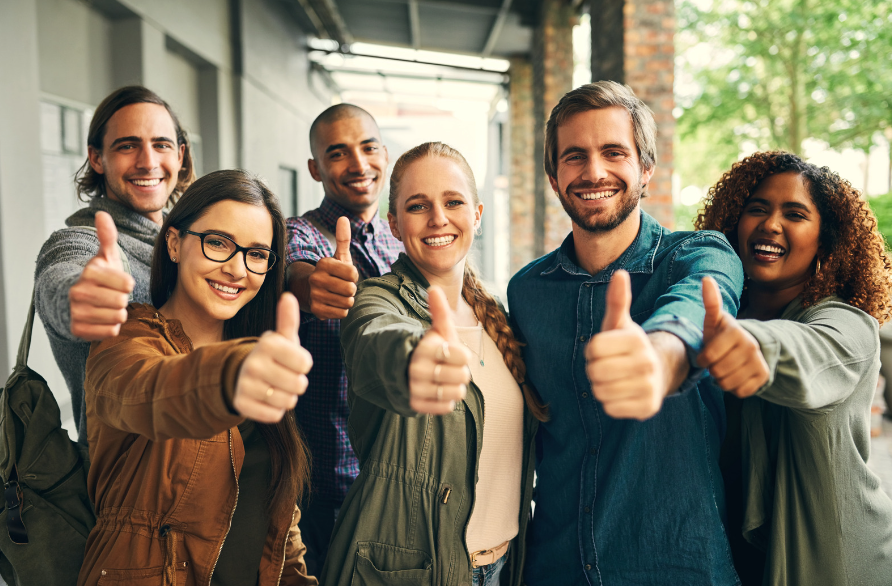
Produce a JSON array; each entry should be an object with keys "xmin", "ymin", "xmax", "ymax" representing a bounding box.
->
[{"xmin": 35, "ymin": 86, "xmax": 195, "ymax": 445}]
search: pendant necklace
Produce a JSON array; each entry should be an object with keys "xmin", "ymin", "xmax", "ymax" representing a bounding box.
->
[{"xmin": 462, "ymin": 321, "xmax": 485, "ymax": 367}]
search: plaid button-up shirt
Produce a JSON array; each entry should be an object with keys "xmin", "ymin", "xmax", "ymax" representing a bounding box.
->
[{"xmin": 286, "ymin": 197, "xmax": 403, "ymax": 505}]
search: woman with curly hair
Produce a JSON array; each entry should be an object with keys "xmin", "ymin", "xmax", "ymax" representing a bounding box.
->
[{"xmin": 695, "ymin": 151, "xmax": 892, "ymax": 586}]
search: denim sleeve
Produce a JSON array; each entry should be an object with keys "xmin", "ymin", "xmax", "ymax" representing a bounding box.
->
[{"xmin": 641, "ymin": 231, "xmax": 744, "ymax": 392}]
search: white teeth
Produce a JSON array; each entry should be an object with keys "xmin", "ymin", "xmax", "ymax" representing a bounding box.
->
[
  {"xmin": 423, "ymin": 235, "xmax": 456, "ymax": 246},
  {"xmin": 578, "ymin": 190, "xmax": 618, "ymax": 200},
  {"xmin": 210, "ymin": 281, "xmax": 239, "ymax": 294},
  {"xmin": 754, "ymin": 244, "xmax": 785, "ymax": 255},
  {"xmin": 132, "ymin": 178, "xmax": 161, "ymax": 187},
  {"xmin": 347, "ymin": 178, "xmax": 373, "ymax": 188}
]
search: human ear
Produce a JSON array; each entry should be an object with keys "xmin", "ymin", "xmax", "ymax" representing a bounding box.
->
[
  {"xmin": 547, "ymin": 174, "xmax": 559, "ymax": 194},
  {"xmin": 88, "ymin": 146, "xmax": 104, "ymax": 175},
  {"xmin": 387, "ymin": 212, "xmax": 401, "ymax": 241},
  {"xmin": 166, "ymin": 228, "xmax": 181, "ymax": 262},
  {"xmin": 308, "ymin": 158, "xmax": 322, "ymax": 182}
]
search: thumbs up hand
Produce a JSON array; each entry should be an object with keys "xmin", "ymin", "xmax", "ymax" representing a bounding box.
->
[
  {"xmin": 696, "ymin": 277, "xmax": 768, "ymax": 398},
  {"xmin": 308, "ymin": 216, "xmax": 360, "ymax": 320},
  {"xmin": 69, "ymin": 211, "xmax": 136, "ymax": 340},
  {"xmin": 234, "ymin": 292, "xmax": 314, "ymax": 423},
  {"xmin": 585, "ymin": 270, "xmax": 665, "ymax": 420},
  {"xmin": 408, "ymin": 286, "xmax": 472, "ymax": 415}
]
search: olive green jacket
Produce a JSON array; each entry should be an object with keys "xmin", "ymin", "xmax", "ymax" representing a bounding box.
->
[
  {"xmin": 320, "ymin": 255, "xmax": 538, "ymax": 586},
  {"xmin": 733, "ymin": 297, "xmax": 892, "ymax": 585}
]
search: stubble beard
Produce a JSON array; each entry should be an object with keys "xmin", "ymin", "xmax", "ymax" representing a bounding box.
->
[{"xmin": 557, "ymin": 179, "xmax": 643, "ymax": 234}]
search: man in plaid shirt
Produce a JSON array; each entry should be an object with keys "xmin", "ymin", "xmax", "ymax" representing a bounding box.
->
[{"xmin": 285, "ymin": 104, "xmax": 403, "ymax": 574}]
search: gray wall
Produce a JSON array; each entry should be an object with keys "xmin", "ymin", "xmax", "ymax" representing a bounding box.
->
[{"xmin": 0, "ymin": 0, "xmax": 332, "ymax": 434}]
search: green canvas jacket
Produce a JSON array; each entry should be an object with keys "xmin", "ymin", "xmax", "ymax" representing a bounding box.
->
[
  {"xmin": 730, "ymin": 297, "xmax": 892, "ymax": 585},
  {"xmin": 320, "ymin": 255, "xmax": 538, "ymax": 586}
]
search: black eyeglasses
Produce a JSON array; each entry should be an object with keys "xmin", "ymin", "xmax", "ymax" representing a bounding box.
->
[{"xmin": 181, "ymin": 230, "xmax": 278, "ymax": 275}]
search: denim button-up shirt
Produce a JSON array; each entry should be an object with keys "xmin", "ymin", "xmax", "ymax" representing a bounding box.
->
[{"xmin": 508, "ymin": 212, "xmax": 743, "ymax": 585}]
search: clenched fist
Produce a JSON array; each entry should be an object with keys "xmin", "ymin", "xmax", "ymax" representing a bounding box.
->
[
  {"xmin": 69, "ymin": 211, "xmax": 135, "ymax": 340},
  {"xmin": 307, "ymin": 216, "xmax": 360, "ymax": 320},
  {"xmin": 408, "ymin": 286, "xmax": 472, "ymax": 415},
  {"xmin": 585, "ymin": 270, "xmax": 666, "ymax": 420},
  {"xmin": 696, "ymin": 276, "xmax": 768, "ymax": 398},
  {"xmin": 234, "ymin": 292, "xmax": 314, "ymax": 423}
]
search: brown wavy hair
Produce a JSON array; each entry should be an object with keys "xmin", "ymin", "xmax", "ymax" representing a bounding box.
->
[
  {"xmin": 75, "ymin": 86, "xmax": 196, "ymax": 204},
  {"xmin": 151, "ymin": 169, "xmax": 310, "ymax": 515},
  {"xmin": 695, "ymin": 151, "xmax": 892, "ymax": 323},
  {"xmin": 390, "ymin": 142, "xmax": 548, "ymax": 421}
]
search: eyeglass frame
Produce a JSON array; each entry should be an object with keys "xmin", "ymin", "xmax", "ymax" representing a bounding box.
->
[{"xmin": 179, "ymin": 229, "xmax": 279, "ymax": 275}]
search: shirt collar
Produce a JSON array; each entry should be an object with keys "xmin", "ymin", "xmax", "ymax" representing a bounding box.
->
[
  {"xmin": 317, "ymin": 196, "xmax": 387, "ymax": 241},
  {"xmin": 542, "ymin": 210, "xmax": 663, "ymax": 282}
]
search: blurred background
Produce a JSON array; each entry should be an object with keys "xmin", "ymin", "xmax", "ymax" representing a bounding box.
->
[{"xmin": 0, "ymin": 0, "xmax": 890, "ymax": 483}]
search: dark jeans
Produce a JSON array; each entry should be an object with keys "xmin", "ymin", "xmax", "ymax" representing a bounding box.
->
[{"xmin": 298, "ymin": 500, "xmax": 339, "ymax": 577}]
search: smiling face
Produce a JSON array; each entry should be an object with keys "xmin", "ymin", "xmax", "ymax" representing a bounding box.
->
[
  {"xmin": 549, "ymin": 107, "xmax": 654, "ymax": 234},
  {"xmin": 737, "ymin": 171, "xmax": 821, "ymax": 295},
  {"xmin": 308, "ymin": 115, "xmax": 389, "ymax": 220},
  {"xmin": 165, "ymin": 200, "xmax": 273, "ymax": 325},
  {"xmin": 88, "ymin": 103, "xmax": 185, "ymax": 224},
  {"xmin": 387, "ymin": 156, "xmax": 483, "ymax": 284}
]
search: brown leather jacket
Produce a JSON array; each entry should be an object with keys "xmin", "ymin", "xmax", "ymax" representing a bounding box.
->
[{"xmin": 78, "ymin": 304, "xmax": 316, "ymax": 586}]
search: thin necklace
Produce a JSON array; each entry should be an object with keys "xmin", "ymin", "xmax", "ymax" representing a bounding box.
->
[{"xmin": 461, "ymin": 321, "xmax": 485, "ymax": 367}]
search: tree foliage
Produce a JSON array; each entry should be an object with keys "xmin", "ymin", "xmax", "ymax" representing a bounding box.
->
[{"xmin": 676, "ymin": 0, "xmax": 892, "ymax": 188}]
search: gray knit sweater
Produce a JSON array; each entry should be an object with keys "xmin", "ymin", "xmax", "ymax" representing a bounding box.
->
[{"xmin": 34, "ymin": 197, "xmax": 162, "ymax": 445}]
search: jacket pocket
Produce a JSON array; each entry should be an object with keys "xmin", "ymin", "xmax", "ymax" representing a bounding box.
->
[
  {"xmin": 97, "ymin": 562, "xmax": 188, "ymax": 585},
  {"xmin": 351, "ymin": 541, "xmax": 432, "ymax": 586}
]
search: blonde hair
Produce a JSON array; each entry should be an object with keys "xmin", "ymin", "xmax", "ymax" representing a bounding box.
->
[{"xmin": 390, "ymin": 142, "xmax": 549, "ymax": 421}]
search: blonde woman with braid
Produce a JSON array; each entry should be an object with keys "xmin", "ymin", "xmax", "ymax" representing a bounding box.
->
[{"xmin": 320, "ymin": 142, "xmax": 547, "ymax": 586}]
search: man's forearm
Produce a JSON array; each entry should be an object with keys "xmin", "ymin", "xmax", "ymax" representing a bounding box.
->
[
  {"xmin": 647, "ymin": 331, "xmax": 691, "ymax": 396},
  {"xmin": 286, "ymin": 262, "xmax": 315, "ymax": 313}
]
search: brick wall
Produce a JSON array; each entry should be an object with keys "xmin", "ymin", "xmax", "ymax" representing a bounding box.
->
[
  {"xmin": 508, "ymin": 57, "xmax": 536, "ymax": 274},
  {"xmin": 624, "ymin": 0, "xmax": 675, "ymax": 228},
  {"xmin": 535, "ymin": 0, "xmax": 575, "ymax": 256}
]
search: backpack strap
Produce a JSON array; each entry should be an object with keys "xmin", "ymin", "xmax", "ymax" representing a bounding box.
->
[
  {"xmin": 306, "ymin": 215, "xmax": 338, "ymax": 254},
  {"xmin": 15, "ymin": 290, "xmax": 37, "ymax": 370}
]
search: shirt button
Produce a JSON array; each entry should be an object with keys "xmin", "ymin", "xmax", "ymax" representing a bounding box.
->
[
  {"xmin": 585, "ymin": 564, "xmax": 592, "ymax": 571},
  {"xmin": 585, "ymin": 283, "xmax": 592, "ymax": 287},
  {"xmin": 584, "ymin": 506, "xmax": 591, "ymax": 513},
  {"xmin": 579, "ymin": 336, "xmax": 586, "ymax": 342},
  {"xmin": 581, "ymin": 392, "xmax": 588, "ymax": 398},
  {"xmin": 590, "ymin": 448, "xmax": 596, "ymax": 455}
]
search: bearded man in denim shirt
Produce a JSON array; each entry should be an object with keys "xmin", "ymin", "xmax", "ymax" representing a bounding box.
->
[{"xmin": 508, "ymin": 81, "xmax": 743, "ymax": 585}]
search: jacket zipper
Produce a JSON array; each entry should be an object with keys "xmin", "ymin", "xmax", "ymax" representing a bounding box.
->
[
  {"xmin": 207, "ymin": 429, "xmax": 239, "ymax": 586},
  {"xmin": 275, "ymin": 508, "xmax": 297, "ymax": 585},
  {"xmin": 460, "ymin": 386, "xmax": 485, "ymax": 573}
]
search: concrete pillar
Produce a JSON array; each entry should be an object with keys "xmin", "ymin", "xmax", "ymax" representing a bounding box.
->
[
  {"xmin": 0, "ymin": 0, "xmax": 46, "ymax": 375},
  {"xmin": 508, "ymin": 57, "xmax": 536, "ymax": 274},
  {"xmin": 110, "ymin": 17, "xmax": 168, "ymax": 91},
  {"xmin": 624, "ymin": 0, "xmax": 675, "ymax": 228}
]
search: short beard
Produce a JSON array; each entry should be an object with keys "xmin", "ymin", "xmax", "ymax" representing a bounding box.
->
[{"xmin": 557, "ymin": 180, "xmax": 643, "ymax": 234}]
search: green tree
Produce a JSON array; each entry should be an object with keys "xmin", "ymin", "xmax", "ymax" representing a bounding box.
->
[{"xmin": 676, "ymin": 0, "xmax": 891, "ymax": 178}]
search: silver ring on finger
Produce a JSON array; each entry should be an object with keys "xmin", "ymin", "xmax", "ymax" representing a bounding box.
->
[
  {"xmin": 266, "ymin": 386, "xmax": 275, "ymax": 399},
  {"xmin": 433, "ymin": 364, "xmax": 442, "ymax": 383},
  {"xmin": 436, "ymin": 342, "xmax": 450, "ymax": 362},
  {"xmin": 436, "ymin": 385, "xmax": 443, "ymax": 401}
]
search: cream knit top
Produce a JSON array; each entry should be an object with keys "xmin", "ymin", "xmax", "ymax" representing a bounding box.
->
[{"xmin": 456, "ymin": 323, "xmax": 524, "ymax": 553}]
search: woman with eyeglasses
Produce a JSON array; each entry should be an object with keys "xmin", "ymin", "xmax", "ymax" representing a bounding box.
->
[{"xmin": 78, "ymin": 169, "xmax": 317, "ymax": 586}]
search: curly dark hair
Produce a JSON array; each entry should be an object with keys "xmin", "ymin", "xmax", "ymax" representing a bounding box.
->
[{"xmin": 695, "ymin": 150, "xmax": 892, "ymax": 323}]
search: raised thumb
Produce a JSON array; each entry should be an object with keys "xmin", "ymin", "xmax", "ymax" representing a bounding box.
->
[
  {"xmin": 95, "ymin": 211, "xmax": 121, "ymax": 269},
  {"xmin": 276, "ymin": 292, "xmax": 301, "ymax": 344},
  {"xmin": 427, "ymin": 286, "xmax": 458, "ymax": 342},
  {"xmin": 334, "ymin": 216, "xmax": 352, "ymax": 264},
  {"xmin": 701, "ymin": 276, "xmax": 724, "ymax": 345},
  {"xmin": 601, "ymin": 269, "xmax": 633, "ymax": 331}
]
